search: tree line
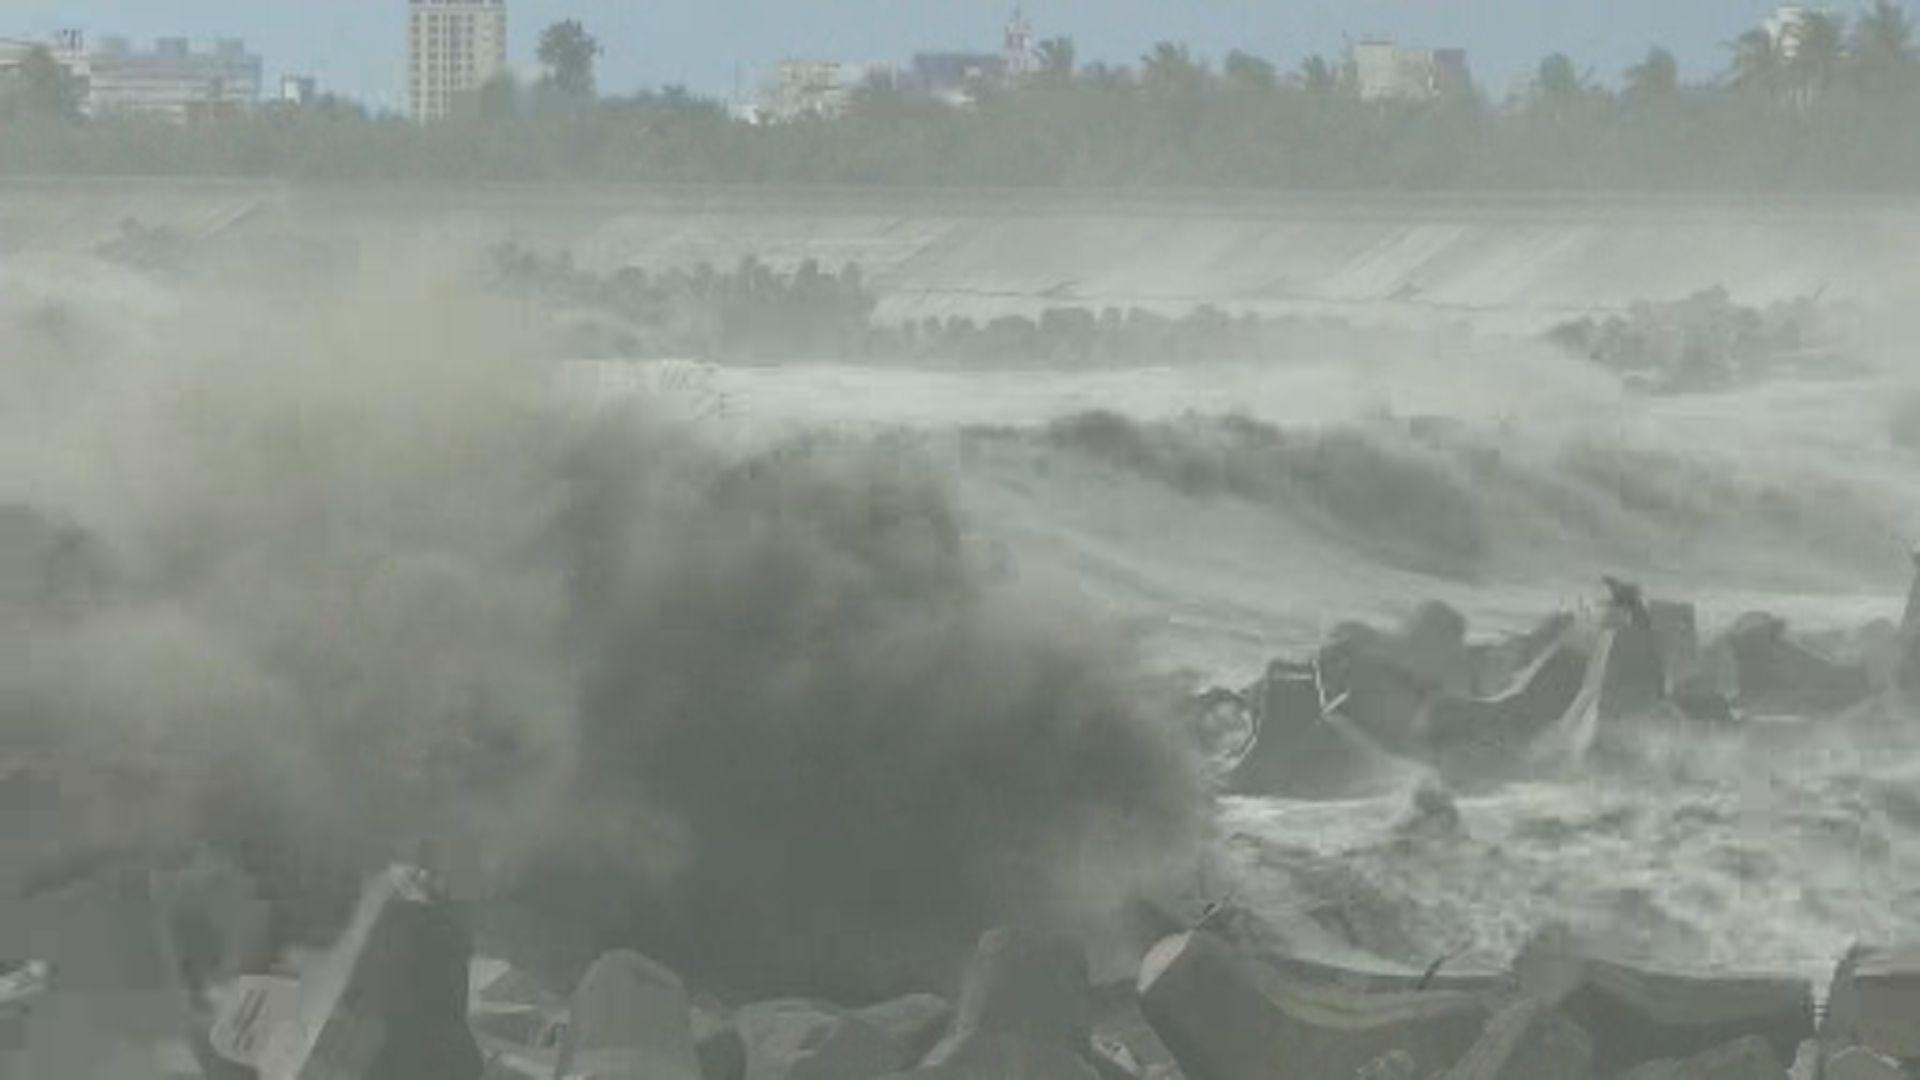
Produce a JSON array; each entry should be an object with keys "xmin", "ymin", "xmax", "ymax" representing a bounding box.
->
[{"xmin": 1, "ymin": 7, "xmax": 1915, "ymax": 189}]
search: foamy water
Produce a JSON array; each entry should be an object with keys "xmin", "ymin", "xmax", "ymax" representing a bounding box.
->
[
  {"xmin": 613, "ymin": 345, "xmax": 1920, "ymax": 985},
  {"xmin": 11, "ymin": 252, "xmax": 1918, "ymax": 991}
]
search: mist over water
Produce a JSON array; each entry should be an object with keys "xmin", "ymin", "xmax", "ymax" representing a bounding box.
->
[
  {"xmin": 2, "ymin": 266, "xmax": 1204, "ymax": 1000},
  {"xmin": 4, "ymin": 180, "xmax": 1920, "ymax": 1034}
]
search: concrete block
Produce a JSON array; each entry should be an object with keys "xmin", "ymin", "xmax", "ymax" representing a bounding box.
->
[
  {"xmin": 850, "ymin": 994, "xmax": 952, "ymax": 1064},
  {"xmin": 1138, "ymin": 932, "xmax": 1490, "ymax": 1080},
  {"xmin": 1615, "ymin": 1035, "xmax": 1787, "ymax": 1080},
  {"xmin": 1825, "ymin": 1047, "xmax": 1910, "ymax": 1080},
  {"xmin": 925, "ymin": 929, "xmax": 1090, "ymax": 1064},
  {"xmin": 263, "ymin": 864, "xmax": 482, "ymax": 1080},
  {"xmin": 737, "ymin": 999, "xmax": 908, "ymax": 1080},
  {"xmin": 556, "ymin": 950, "xmax": 703, "ymax": 1080},
  {"xmin": 1827, "ymin": 944, "xmax": 1920, "ymax": 1062},
  {"xmin": 691, "ymin": 999, "xmax": 745, "ymax": 1080},
  {"xmin": 1516, "ymin": 933, "xmax": 1812, "ymax": 1076},
  {"xmin": 1440, "ymin": 998, "xmax": 1593, "ymax": 1080}
]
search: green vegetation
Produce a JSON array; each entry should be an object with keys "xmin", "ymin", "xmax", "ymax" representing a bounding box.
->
[{"xmin": 1, "ymin": 7, "xmax": 1916, "ymax": 189}]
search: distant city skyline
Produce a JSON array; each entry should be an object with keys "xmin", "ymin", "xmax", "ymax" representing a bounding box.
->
[{"xmin": 0, "ymin": 1, "xmax": 1868, "ymax": 112}]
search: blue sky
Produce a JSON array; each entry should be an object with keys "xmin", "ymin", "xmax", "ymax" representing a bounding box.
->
[{"xmin": 0, "ymin": 1, "xmax": 1846, "ymax": 112}]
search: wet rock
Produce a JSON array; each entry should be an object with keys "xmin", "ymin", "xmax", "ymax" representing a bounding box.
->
[
  {"xmin": 0, "ymin": 863, "xmax": 226, "ymax": 1080},
  {"xmin": 1528, "ymin": 602, "xmax": 1669, "ymax": 763},
  {"xmin": 1614, "ymin": 1035, "xmax": 1787, "ymax": 1080},
  {"xmin": 1319, "ymin": 628, "xmax": 1434, "ymax": 754},
  {"xmin": 1355, "ymin": 1048, "xmax": 1416, "ymax": 1079},
  {"xmin": 1398, "ymin": 601, "xmax": 1473, "ymax": 699},
  {"xmin": 1088, "ymin": 1034, "xmax": 1143, "ymax": 1080},
  {"xmin": 464, "ymin": 958, "xmax": 563, "ymax": 1080},
  {"xmin": 469, "ymin": 1003, "xmax": 549, "ymax": 1048},
  {"xmin": 269, "ymin": 864, "xmax": 483, "ymax": 1080},
  {"xmin": 692, "ymin": 999, "xmax": 746, "ymax": 1080},
  {"xmin": 1824, "ymin": 1047, "xmax": 1910, "ymax": 1080},
  {"xmin": 469, "ymin": 956, "xmax": 565, "ymax": 1014},
  {"xmin": 0, "ymin": 960, "xmax": 49, "ymax": 1077},
  {"xmin": 910, "ymin": 1035, "xmax": 1100, "ymax": 1079},
  {"xmin": 1225, "ymin": 659, "xmax": 1388, "ymax": 799},
  {"xmin": 1719, "ymin": 613, "xmax": 1873, "ymax": 717},
  {"xmin": 1138, "ymin": 931, "xmax": 1490, "ymax": 1080},
  {"xmin": 925, "ymin": 929, "xmax": 1090, "ymax": 1065},
  {"xmin": 737, "ymin": 999, "xmax": 908, "ymax": 1080},
  {"xmin": 1648, "ymin": 600, "xmax": 1700, "ymax": 691},
  {"xmin": 1514, "ymin": 930, "xmax": 1812, "ymax": 1076},
  {"xmin": 1419, "ymin": 629, "xmax": 1592, "ymax": 776},
  {"xmin": 1088, "ymin": 978, "xmax": 1179, "ymax": 1080},
  {"xmin": 556, "ymin": 950, "xmax": 703, "ymax": 1080},
  {"xmin": 1469, "ymin": 613, "xmax": 1574, "ymax": 698},
  {"xmin": 156, "ymin": 847, "xmax": 273, "ymax": 1003},
  {"xmin": 851, "ymin": 994, "xmax": 952, "ymax": 1064},
  {"xmin": 207, "ymin": 974, "xmax": 300, "ymax": 1070},
  {"xmin": 1397, "ymin": 781, "xmax": 1463, "ymax": 838},
  {"xmin": 1825, "ymin": 944, "xmax": 1920, "ymax": 1063},
  {"xmin": 1440, "ymin": 998, "xmax": 1593, "ymax": 1080}
]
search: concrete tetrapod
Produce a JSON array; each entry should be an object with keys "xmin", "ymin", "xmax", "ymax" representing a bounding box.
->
[
  {"xmin": 1825, "ymin": 944, "xmax": 1920, "ymax": 1065},
  {"xmin": 264, "ymin": 864, "xmax": 483, "ymax": 1080},
  {"xmin": 1138, "ymin": 931, "xmax": 1491, "ymax": 1080},
  {"xmin": 555, "ymin": 951, "xmax": 704, "ymax": 1080},
  {"xmin": 883, "ymin": 928, "xmax": 1100, "ymax": 1080},
  {"xmin": 1614, "ymin": 1036, "xmax": 1789, "ymax": 1080},
  {"xmin": 1439, "ymin": 998, "xmax": 1594, "ymax": 1080},
  {"xmin": 1516, "ymin": 931, "xmax": 1813, "ymax": 1077},
  {"xmin": 1824, "ymin": 1047, "xmax": 1911, "ymax": 1080},
  {"xmin": 0, "ymin": 863, "xmax": 225, "ymax": 1080},
  {"xmin": 851, "ymin": 994, "xmax": 953, "ymax": 1064},
  {"xmin": 736, "ymin": 999, "xmax": 909, "ymax": 1080}
]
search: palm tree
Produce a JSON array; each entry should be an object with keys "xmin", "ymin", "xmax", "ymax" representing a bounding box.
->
[
  {"xmin": 1034, "ymin": 37, "xmax": 1077, "ymax": 83},
  {"xmin": 537, "ymin": 19, "xmax": 602, "ymax": 99},
  {"xmin": 1787, "ymin": 11, "xmax": 1847, "ymax": 99},
  {"xmin": 5, "ymin": 46, "xmax": 83, "ymax": 121},
  {"xmin": 1850, "ymin": 0, "xmax": 1916, "ymax": 94},
  {"xmin": 1223, "ymin": 50, "xmax": 1278, "ymax": 93},
  {"xmin": 1623, "ymin": 46, "xmax": 1680, "ymax": 102},
  {"xmin": 1296, "ymin": 54, "xmax": 1341, "ymax": 97},
  {"xmin": 1532, "ymin": 53, "xmax": 1588, "ymax": 107},
  {"xmin": 1140, "ymin": 42, "xmax": 1206, "ymax": 96},
  {"xmin": 1728, "ymin": 28, "xmax": 1784, "ymax": 97}
]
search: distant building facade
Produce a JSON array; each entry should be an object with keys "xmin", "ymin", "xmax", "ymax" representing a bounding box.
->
[
  {"xmin": 1350, "ymin": 39, "xmax": 1471, "ymax": 103},
  {"xmin": 58, "ymin": 35, "xmax": 264, "ymax": 120},
  {"xmin": 281, "ymin": 74, "xmax": 318, "ymax": 105},
  {"xmin": 408, "ymin": 0, "xmax": 508, "ymax": 123},
  {"xmin": 909, "ymin": 52, "xmax": 1008, "ymax": 105},
  {"xmin": 741, "ymin": 59, "xmax": 879, "ymax": 123}
]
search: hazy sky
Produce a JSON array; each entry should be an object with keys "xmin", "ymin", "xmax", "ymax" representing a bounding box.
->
[{"xmin": 0, "ymin": 1, "xmax": 1832, "ymax": 112}]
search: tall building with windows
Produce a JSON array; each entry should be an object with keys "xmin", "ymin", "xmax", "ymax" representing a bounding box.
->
[{"xmin": 408, "ymin": 0, "xmax": 507, "ymax": 123}]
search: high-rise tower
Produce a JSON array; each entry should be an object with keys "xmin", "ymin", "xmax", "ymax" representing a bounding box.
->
[{"xmin": 408, "ymin": 0, "xmax": 506, "ymax": 123}]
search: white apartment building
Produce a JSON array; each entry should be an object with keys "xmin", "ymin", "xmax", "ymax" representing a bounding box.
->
[
  {"xmin": 743, "ymin": 59, "xmax": 881, "ymax": 123},
  {"xmin": 1351, "ymin": 39, "xmax": 1471, "ymax": 103},
  {"xmin": 408, "ymin": 0, "xmax": 507, "ymax": 123},
  {"xmin": 8, "ymin": 33, "xmax": 261, "ymax": 121}
]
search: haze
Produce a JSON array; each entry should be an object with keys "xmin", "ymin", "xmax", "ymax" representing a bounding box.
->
[{"xmin": 2, "ymin": 3, "xmax": 1918, "ymax": 1080}]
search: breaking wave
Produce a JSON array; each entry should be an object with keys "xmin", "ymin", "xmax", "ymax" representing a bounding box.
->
[
  {"xmin": 2, "ymin": 268, "xmax": 1205, "ymax": 1001},
  {"xmin": 1022, "ymin": 409, "xmax": 1912, "ymax": 586}
]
